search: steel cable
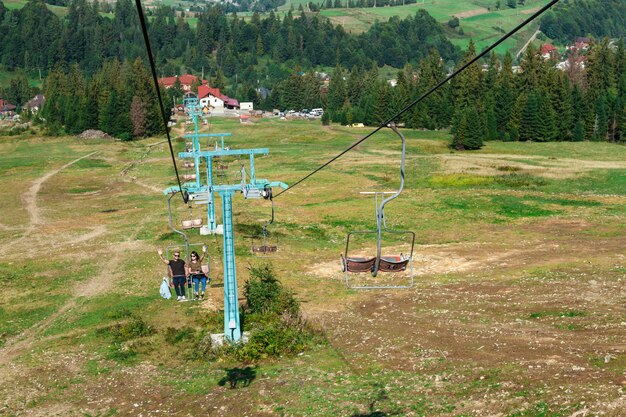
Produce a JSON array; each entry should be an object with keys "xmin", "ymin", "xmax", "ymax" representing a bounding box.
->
[{"xmin": 273, "ymin": 0, "xmax": 561, "ymax": 199}]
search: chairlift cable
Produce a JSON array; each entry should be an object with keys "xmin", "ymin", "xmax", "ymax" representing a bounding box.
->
[
  {"xmin": 273, "ymin": 0, "xmax": 561, "ymax": 199},
  {"xmin": 134, "ymin": 0, "xmax": 187, "ymax": 203}
]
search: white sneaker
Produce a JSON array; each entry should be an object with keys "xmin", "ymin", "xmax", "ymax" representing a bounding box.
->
[
  {"xmin": 177, "ymin": 296, "xmax": 181, "ymax": 301},
  {"xmin": 181, "ymin": 296, "xmax": 186, "ymax": 301}
]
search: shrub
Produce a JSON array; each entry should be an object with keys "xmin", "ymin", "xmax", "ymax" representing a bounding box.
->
[
  {"xmin": 109, "ymin": 317, "xmax": 155, "ymax": 342},
  {"xmin": 164, "ymin": 326, "xmax": 196, "ymax": 345},
  {"xmin": 244, "ymin": 263, "xmax": 299, "ymax": 317},
  {"xmin": 321, "ymin": 112, "xmax": 330, "ymax": 125}
]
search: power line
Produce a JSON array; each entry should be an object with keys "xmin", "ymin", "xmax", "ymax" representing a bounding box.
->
[
  {"xmin": 274, "ymin": 0, "xmax": 561, "ymax": 199},
  {"xmin": 134, "ymin": 0, "xmax": 187, "ymax": 203}
]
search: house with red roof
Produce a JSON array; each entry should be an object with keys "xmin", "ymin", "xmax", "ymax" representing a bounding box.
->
[
  {"xmin": 0, "ymin": 99, "xmax": 16, "ymax": 116},
  {"xmin": 540, "ymin": 44, "xmax": 559, "ymax": 60},
  {"xmin": 158, "ymin": 74, "xmax": 209, "ymax": 92},
  {"xmin": 197, "ymin": 85, "xmax": 239, "ymax": 110}
]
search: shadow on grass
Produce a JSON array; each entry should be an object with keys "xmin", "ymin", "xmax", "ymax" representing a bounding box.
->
[
  {"xmin": 218, "ymin": 366, "xmax": 256, "ymax": 389},
  {"xmin": 352, "ymin": 384, "xmax": 401, "ymax": 417}
]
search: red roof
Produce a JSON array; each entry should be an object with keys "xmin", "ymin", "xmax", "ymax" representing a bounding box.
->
[
  {"xmin": 158, "ymin": 74, "xmax": 208, "ymax": 88},
  {"xmin": 0, "ymin": 99, "xmax": 16, "ymax": 111},
  {"xmin": 198, "ymin": 85, "xmax": 228, "ymax": 102},
  {"xmin": 541, "ymin": 44, "xmax": 557, "ymax": 54}
]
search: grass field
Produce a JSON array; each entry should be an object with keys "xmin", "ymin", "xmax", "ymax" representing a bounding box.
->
[{"xmin": 0, "ymin": 118, "xmax": 624, "ymax": 415}]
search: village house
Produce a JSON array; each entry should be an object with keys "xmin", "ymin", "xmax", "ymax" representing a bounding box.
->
[
  {"xmin": 158, "ymin": 74, "xmax": 209, "ymax": 92},
  {"xmin": 540, "ymin": 44, "xmax": 559, "ymax": 61},
  {"xmin": 197, "ymin": 85, "xmax": 239, "ymax": 110},
  {"xmin": 566, "ymin": 37, "xmax": 591, "ymax": 52},
  {"xmin": 26, "ymin": 94, "xmax": 45, "ymax": 112},
  {"xmin": 0, "ymin": 99, "xmax": 16, "ymax": 117}
]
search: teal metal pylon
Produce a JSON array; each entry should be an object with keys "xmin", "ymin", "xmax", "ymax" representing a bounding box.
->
[{"xmin": 164, "ymin": 100, "xmax": 287, "ymax": 342}]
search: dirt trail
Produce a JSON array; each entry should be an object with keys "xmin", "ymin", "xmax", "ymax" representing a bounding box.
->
[
  {"xmin": 0, "ymin": 236, "xmax": 149, "ymax": 365},
  {"xmin": 0, "ymin": 150, "xmax": 152, "ymax": 365},
  {"xmin": 0, "ymin": 152, "xmax": 98, "ymax": 254}
]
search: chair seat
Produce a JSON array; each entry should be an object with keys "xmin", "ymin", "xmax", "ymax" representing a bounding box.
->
[{"xmin": 345, "ymin": 257, "xmax": 376, "ymax": 273}]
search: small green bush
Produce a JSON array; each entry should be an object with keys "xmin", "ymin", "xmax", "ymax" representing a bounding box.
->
[
  {"xmin": 109, "ymin": 317, "xmax": 155, "ymax": 342},
  {"xmin": 164, "ymin": 326, "xmax": 196, "ymax": 345},
  {"xmin": 244, "ymin": 263, "xmax": 299, "ymax": 317}
]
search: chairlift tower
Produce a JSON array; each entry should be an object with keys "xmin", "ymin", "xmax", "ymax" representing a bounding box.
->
[{"xmin": 164, "ymin": 101, "xmax": 287, "ymax": 342}]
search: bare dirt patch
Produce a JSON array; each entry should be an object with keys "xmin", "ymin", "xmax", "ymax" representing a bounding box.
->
[
  {"xmin": 438, "ymin": 153, "xmax": 626, "ymax": 179},
  {"xmin": 454, "ymin": 8, "xmax": 489, "ymax": 19},
  {"xmin": 522, "ymin": 6, "xmax": 541, "ymax": 15}
]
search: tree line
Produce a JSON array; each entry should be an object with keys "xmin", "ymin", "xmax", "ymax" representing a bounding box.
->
[
  {"xmin": 0, "ymin": 0, "xmax": 458, "ymax": 84},
  {"xmin": 40, "ymin": 59, "xmax": 166, "ymax": 139},
  {"xmin": 540, "ymin": 0, "xmax": 626, "ymax": 44},
  {"xmin": 316, "ymin": 39, "xmax": 626, "ymax": 148}
]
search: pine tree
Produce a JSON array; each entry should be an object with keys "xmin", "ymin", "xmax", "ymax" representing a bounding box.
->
[
  {"xmin": 495, "ymin": 52, "xmax": 515, "ymax": 139},
  {"xmin": 536, "ymin": 94, "xmax": 557, "ymax": 142},
  {"xmin": 451, "ymin": 110, "xmax": 468, "ymax": 150},
  {"xmin": 130, "ymin": 95, "xmax": 146, "ymax": 138},
  {"xmin": 520, "ymin": 93, "xmax": 540, "ymax": 142},
  {"xmin": 327, "ymin": 65, "xmax": 347, "ymax": 121},
  {"xmin": 508, "ymin": 92, "xmax": 527, "ymax": 141},
  {"xmin": 464, "ymin": 106, "xmax": 485, "ymax": 150},
  {"xmin": 552, "ymin": 72, "xmax": 574, "ymax": 140},
  {"xmin": 572, "ymin": 119, "xmax": 585, "ymax": 142}
]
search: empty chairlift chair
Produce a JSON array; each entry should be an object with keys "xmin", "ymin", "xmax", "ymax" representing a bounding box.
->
[
  {"xmin": 340, "ymin": 123, "xmax": 415, "ymax": 289},
  {"xmin": 250, "ymin": 188, "xmax": 279, "ymax": 255}
]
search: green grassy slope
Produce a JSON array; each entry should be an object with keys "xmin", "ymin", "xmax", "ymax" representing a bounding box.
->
[{"xmin": 0, "ymin": 119, "xmax": 625, "ymax": 415}]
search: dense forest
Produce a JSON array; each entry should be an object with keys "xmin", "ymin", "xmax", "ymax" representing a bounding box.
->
[
  {"xmin": 38, "ymin": 38, "xmax": 626, "ymax": 147},
  {"xmin": 0, "ymin": 0, "xmax": 458, "ymax": 81},
  {"xmin": 278, "ymin": 39, "xmax": 626, "ymax": 148},
  {"xmin": 540, "ymin": 0, "xmax": 626, "ymax": 44},
  {"xmin": 40, "ymin": 59, "xmax": 165, "ymax": 140}
]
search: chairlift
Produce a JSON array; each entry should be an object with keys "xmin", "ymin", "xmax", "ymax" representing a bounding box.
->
[
  {"xmin": 181, "ymin": 202, "xmax": 203, "ymax": 230},
  {"xmin": 165, "ymin": 242, "xmax": 212, "ymax": 301},
  {"xmin": 340, "ymin": 123, "xmax": 415, "ymax": 289},
  {"xmin": 250, "ymin": 188, "xmax": 278, "ymax": 255}
]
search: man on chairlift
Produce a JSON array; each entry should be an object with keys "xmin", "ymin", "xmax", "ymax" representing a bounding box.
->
[{"xmin": 157, "ymin": 249, "xmax": 188, "ymax": 302}]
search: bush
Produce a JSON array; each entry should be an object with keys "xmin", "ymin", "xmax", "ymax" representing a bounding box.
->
[
  {"xmin": 244, "ymin": 263, "xmax": 299, "ymax": 317},
  {"xmin": 321, "ymin": 111, "xmax": 330, "ymax": 126},
  {"xmin": 223, "ymin": 262, "xmax": 326, "ymax": 361},
  {"xmin": 109, "ymin": 317, "xmax": 155, "ymax": 341},
  {"xmin": 164, "ymin": 326, "xmax": 196, "ymax": 345},
  {"xmin": 118, "ymin": 132, "xmax": 132, "ymax": 141}
]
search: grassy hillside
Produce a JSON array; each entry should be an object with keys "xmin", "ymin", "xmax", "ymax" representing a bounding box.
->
[
  {"xmin": 314, "ymin": 0, "xmax": 550, "ymax": 55},
  {"xmin": 4, "ymin": 0, "xmax": 552, "ymax": 56},
  {"xmin": 0, "ymin": 119, "xmax": 625, "ymax": 415}
]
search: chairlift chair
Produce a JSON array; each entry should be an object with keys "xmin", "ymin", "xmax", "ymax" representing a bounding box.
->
[
  {"xmin": 181, "ymin": 202, "xmax": 203, "ymax": 230},
  {"xmin": 249, "ymin": 187, "xmax": 279, "ymax": 256},
  {"xmin": 340, "ymin": 123, "xmax": 415, "ymax": 289},
  {"xmin": 165, "ymin": 243, "xmax": 211, "ymax": 301}
]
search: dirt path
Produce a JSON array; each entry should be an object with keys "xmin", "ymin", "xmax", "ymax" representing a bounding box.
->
[
  {"xmin": 0, "ymin": 152, "xmax": 99, "ymax": 255},
  {"xmin": 0, "ymin": 233, "xmax": 149, "ymax": 365},
  {"xmin": 0, "ymin": 150, "xmax": 153, "ymax": 365},
  {"xmin": 516, "ymin": 28, "xmax": 541, "ymax": 59}
]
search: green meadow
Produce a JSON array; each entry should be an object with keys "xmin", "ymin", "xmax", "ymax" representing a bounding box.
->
[{"xmin": 0, "ymin": 118, "xmax": 624, "ymax": 415}]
